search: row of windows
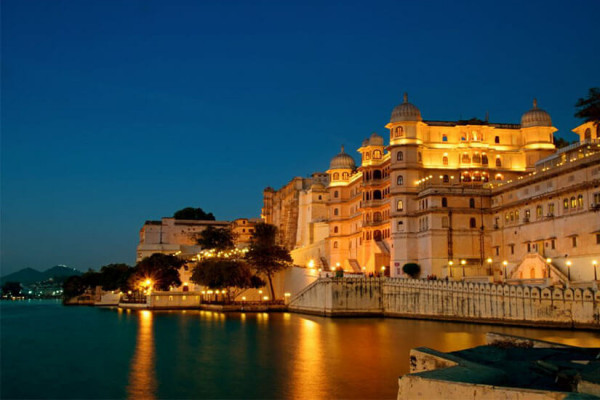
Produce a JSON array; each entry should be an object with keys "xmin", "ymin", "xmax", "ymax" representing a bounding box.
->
[
  {"xmin": 493, "ymin": 234, "xmax": 600, "ymax": 256},
  {"xmin": 363, "ymin": 188, "xmax": 390, "ymax": 201},
  {"xmin": 364, "ymin": 210, "xmax": 390, "ymax": 223},
  {"xmin": 500, "ymin": 194, "xmax": 586, "ymax": 225},
  {"xmin": 363, "ymin": 150, "xmax": 383, "ymax": 161},
  {"xmin": 331, "ymin": 172, "xmax": 350, "ymax": 180},
  {"xmin": 363, "ymin": 167, "xmax": 390, "ymax": 181}
]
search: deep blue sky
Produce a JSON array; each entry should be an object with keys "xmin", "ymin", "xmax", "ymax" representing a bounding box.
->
[{"xmin": 2, "ymin": 0, "xmax": 599, "ymax": 274}]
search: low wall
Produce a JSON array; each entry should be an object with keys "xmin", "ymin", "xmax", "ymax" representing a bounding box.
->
[
  {"xmin": 384, "ymin": 279, "xmax": 600, "ymax": 329},
  {"xmin": 147, "ymin": 292, "xmax": 201, "ymax": 309},
  {"xmin": 289, "ymin": 278, "xmax": 600, "ymax": 329},
  {"xmin": 288, "ymin": 278, "xmax": 383, "ymax": 316}
]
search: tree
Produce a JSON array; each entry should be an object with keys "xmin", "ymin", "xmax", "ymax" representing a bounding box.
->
[
  {"xmin": 173, "ymin": 207, "xmax": 215, "ymax": 221},
  {"xmin": 553, "ymin": 136, "xmax": 573, "ymax": 149},
  {"xmin": 197, "ymin": 226, "xmax": 235, "ymax": 250},
  {"xmin": 2, "ymin": 281, "xmax": 21, "ymax": 298},
  {"xmin": 131, "ymin": 253, "xmax": 184, "ymax": 291},
  {"xmin": 575, "ymin": 87, "xmax": 600, "ymax": 125},
  {"xmin": 245, "ymin": 223, "xmax": 292, "ymax": 300},
  {"xmin": 98, "ymin": 263, "xmax": 133, "ymax": 291},
  {"xmin": 402, "ymin": 263, "xmax": 421, "ymax": 279},
  {"xmin": 191, "ymin": 258, "xmax": 264, "ymax": 302},
  {"xmin": 63, "ymin": 276, "xmax": 85, "ymax": 300}
]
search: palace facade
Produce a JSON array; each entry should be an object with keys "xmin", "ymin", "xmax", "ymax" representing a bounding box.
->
[{"xmin": 262, "ymin": 96, "xmax": 600, "ymax": 282}]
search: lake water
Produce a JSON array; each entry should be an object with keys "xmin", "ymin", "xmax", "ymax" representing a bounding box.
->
[{"xmin": 1, "ymin": 300, "xmax": 599, "ymax": 399}]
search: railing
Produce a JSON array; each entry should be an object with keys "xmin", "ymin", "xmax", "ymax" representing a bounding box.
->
[{"xmin": 121, "ymin": 294, "xmax": 147, "ymax": 304}]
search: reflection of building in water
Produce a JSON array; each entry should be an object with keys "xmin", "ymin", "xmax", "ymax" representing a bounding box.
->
[
  {"xmin": 263, "ymin": 95, "xmax": 600, "ymax": 281},
  {"xmin": 127, "ymin": 310, "xmax": 156, "ymax": 400}
]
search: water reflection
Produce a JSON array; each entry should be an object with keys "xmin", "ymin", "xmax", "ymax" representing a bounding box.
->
[
  {"xmin": 290, "ymin": 317, "xmax": 326, "ymax": 399},
  {"xmin": 127, "ymin": 310, "xmax": 157, "ymax": 400}
]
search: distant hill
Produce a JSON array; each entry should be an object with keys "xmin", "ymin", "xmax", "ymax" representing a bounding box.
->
[{"xmin": 1, "ymin": 265, "xmax": 82, "ymax": 285}]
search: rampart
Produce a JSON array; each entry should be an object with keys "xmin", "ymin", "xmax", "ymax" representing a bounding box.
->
[{"xmin": 289, "ymin": 278, "xmax": 600, "ymax": 329}]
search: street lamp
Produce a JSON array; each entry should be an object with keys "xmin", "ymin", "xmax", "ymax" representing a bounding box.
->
[
  {"xmin": 546, "ymin": 258, "xmax": 552, "ymax": 279},
  {"xmin": 448, "ymin": 261, "xmax": 454, "ymax": 278},
  {"xmin": 381, "ymin": 266, "xmax": 386, "ymax": 277},
  {"xmin": 461, "ymin": 260, "xmax": 466, "ymax": 278},
  {"xmin": 486, "ymin": 258, "xmax": 492, "ymax": 275},
  {"xmin": 566, "ymin": 260, "xmax": 572, "ymax": 281},
  {"xmin": 502, "ymin": 261, "xmax": 508, "ymax": 281},
  {"xmin": 593, "ymin": 260, "xmax": 598, "ymax": 281}
]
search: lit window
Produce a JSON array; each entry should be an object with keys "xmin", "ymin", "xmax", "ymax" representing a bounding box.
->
[
  {"xmin": 333, "ymin": 173, "xmax": 339, "ymax": 180},
  {"xmin": 373, "ymin": 150, "xmax": 382, "ymax": 159},
  {"xmin": 577, "ymin": 195, "xmax": 583, "ymax": 208},
  {"xmin": 342, "ymin": 172, "xmax": 349, "ymax": 180},
  {"xmin": 536, "ymin": 205, "xmax": 543, "ymax": 218},
  {"xmin": 395, "ymin": 126, "xmax": 404, "ymax": 137},
  {"xmin": 563, "ymin": 198, "xmax": 569, "ymax": 209},
  {"xmin": 462, "ymin": 154, "xmax": 470, "ymax": 163},
  {"xmin": 396, "ymin": 200, "xmax": 403, "ymax": 211},
  {"xmin": 571, "ymin": 196, "xmax": 577, "ymax": 208}
]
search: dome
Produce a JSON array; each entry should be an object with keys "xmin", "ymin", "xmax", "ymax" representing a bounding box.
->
[
  {"xmin": 368, "ymin": 132, "xmax": 384, "ymax": 146},
  {"xmin": 329, "ymin": 146, "xmax": 356, "ymax": 170},
  {"xmin": 521, "ymin": 99, "xmax": 552, "ymax": 128},
  {"xmin": 390, "ymin": 93, "xmax": 422, "ymax": 123},
  {"xmin": 361, "ymin": 138, "xmax": 369, "ymax": 147}
]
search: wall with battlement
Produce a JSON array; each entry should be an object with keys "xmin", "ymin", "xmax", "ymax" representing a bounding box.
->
[{"xmin": 289, "ymin": 277, "xmax": 600, "ymax": 329}]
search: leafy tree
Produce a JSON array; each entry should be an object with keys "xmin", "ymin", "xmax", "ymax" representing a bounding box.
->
[
  {"xmin": 173, "ymin": 207, "xmax": 215, "ymax": 221},
  {"xmin": 197, "ymin": 226, "xmax": 235, "ymax": 251},
  {"xmin": 63, "ymin": 276, "xmax": 85, "ymax": 299},
  {"xmin": 575, "ymin": 87, "xmax": 600, "ymax": 125},
  {"xmin": 98, "ymin": 263, "xmax": 133, "ymax": 291},
  {"xmin": 81, "ymin": 269, "xmax": 101, "ymax": 289},
  {"xmin": 245, "ymin": 223, "xmax": 292, "ymax": 300},
  {"xmin": 553, "ymin": 136, "xmax": 573, "ymax": 149},
  {"xmin": 402, "ymin": 263, "xmax": 421, "ymax": 279},
  {"xmin": 2, "ymin": 281, "xmax": 21, "ymax": 297},
  {"xmin": 191, "ymin": 259, "xmax": 264, "ymax": 302},
  {"xmin": 131, "ymin": 253, "xmax": 184, "ymax": 291}
]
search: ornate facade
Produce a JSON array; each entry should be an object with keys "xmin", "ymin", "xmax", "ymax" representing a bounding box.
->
[{"xmin": 263, "ymin": 94, "xmax": 600, "ymax": 282}]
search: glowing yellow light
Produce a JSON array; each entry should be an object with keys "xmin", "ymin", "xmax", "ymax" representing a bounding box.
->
[
  {"xmin": 145, "ymin": 279, "xmax": 151, "ymax": 286},
  {"xmin": 567, "ymin": 261, "xmax": 572, "ymax": 267},
  {"xmin": 284, "ymin": 292, "xmax": 291, "ymax": 297},
  {"xmin": 502, "ymin": 261, "xmax": 508, "ymax": 266},
  {"xmin": 263, "ymin": 296, "xmax": 269, "ymax": 301},
  {"xmin": 487, "ymin": 258, "xmax": 492, "ymax": 263},
  {"xmin": 461, "ymin": 260, "xmax": 466, "ymax": 265},
  {"xmin": 593, "ymin": 260, "xmax": 598, "ymax": 266},
  {"xmin": 258, "ymin": 290, "xmax": 263, "ymax": 294},
  {"xmin": 546, "ymin": 258, "xmax": 552, "ymax": 263},
  {"xmin": 307, "ymin": 259, "xmax": 315, "ymax": 268},
  {"xmin": 448, "ymin": 261, "xmax": 453, "ymax": 266}
]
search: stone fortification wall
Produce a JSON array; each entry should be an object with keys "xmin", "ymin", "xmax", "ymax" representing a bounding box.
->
[
  {"xmin": 288, "ymin": 278, "xmax": 383, "ymax": 316},
  {"xmin": 384, "ymin": 279, "xmax": 599, "ymax": 329},
  {"xmin": 289, "ymin": 278, "xmax": 600, "ymax": 329}
]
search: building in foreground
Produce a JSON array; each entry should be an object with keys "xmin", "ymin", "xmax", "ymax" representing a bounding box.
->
[
  {"xmin": 398, "ymin": 332, "xmax": 600, "ymax": 399},
  {"xmin": 263, "ymin": 95, "xmax": 600, "ymax": 281}
]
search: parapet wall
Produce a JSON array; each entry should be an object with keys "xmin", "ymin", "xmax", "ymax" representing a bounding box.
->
[
  {"xmin": 289, "ymin": 278, "xmax": 600, "ymax": 329},
  {"xmin": 288, "ymin": 278, "xmax": 383, "ymax": 316}
]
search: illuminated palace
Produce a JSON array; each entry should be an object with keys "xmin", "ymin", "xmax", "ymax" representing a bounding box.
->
[{"xmin": 262, "ymin": 95, "xmax": 600, "ymax": 281}]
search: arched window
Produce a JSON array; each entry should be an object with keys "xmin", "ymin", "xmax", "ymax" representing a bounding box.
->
[
  {"xmin": 473, "ymin": 153, "xmax": 481, "ymax": 163},
  {"xmin": 334, "ymin": 208, "xmax": 339, "ymax": 216},
  {"xmin": 571, "ymin": 196, "xmax": 577, "ymax": 208},
  {"xmin": 442, "ymin": 197, "xmax": 448, "ymax": 207},
  {"xmin": 442, "ymin": 134, "xmax": 448, "ymax": 142},
  {"xmin": 495, "ymin": 174, "xmax": 503, "ymax": 181},
  {"xmin": 494, "ymin": 136, "xmax": 500, "ymax": 144},
  {"xmin": 469, "ymin": 217, "xmax": 476, "ymax": 228},
  {"xmin": 577, "ymin": 194, "xmax": 583, "ymax": 208},
  {"xmin": 342, "ymin": 172, "xmax": 349, "ymax": 180},
  {"xmin": 373, "ymin": 150, "xmax": 382, "ymax": 159},
  {"xmin": 395, "ymin": 126, "xmax": 404, "ymax": 137},
  {"xmin": 585, "ymin": 128, "xmax": 592, "ymax": 140},
  {"xmin": 563, "ymin": 198, "xmax": 569, "ymax": 209},
  {"xmin": 373, "ymin": 190, "xmax": 382, "ymax": 200},
  {"xmin": 442, "ymin": 156, "xmax": 448, "ymax": 165},
  {"xmin": 443, "ymin": 175, "xmax": 449, "ymax": 183},
  {"xmin": 418, "ymin": 152, "xmax": 422, "ymax": 162},
  {"xmin": 365, "ymin": 152, "xmax": 371, "ymax": 160},
  {"xmin": 482, "ymin": 154, "xmax": 489, "ymax": 165},
  {"xmin": 333, "ymin": 241, "xmax": 338, "ymax": 249},
  {"xmin": 469, "ymin": 198, "xmax": 475, "ymax": 208},
  {"xmin": 334, "ymin": 226, "xmax": 338, "ymax": 233},
  {"xmin": 374, "ymin": 230, "xmax": 382, "ymax": 241},
  {"xmin": 374, "ymin": 212, "xmax": 382, "ymax": 222},
  {"xmin": 334, "ymin": 191, "xmax": 339, "ymax": 198},
  {"xmin": 495, "ymin": 157, "xmax": 502, "ymax": 167},
  {"xmin": 397, "ymin": 175, "xmax": 403, "ymax": 186},
  {"xmin": 462, "ymin": 153, "xmax": 471, "ymax": 163},
  {"xmin": 373, "ymin": 170, "xmax": 382, "ymax": 179},
  {"xmin": 536, "ymin": 205, "xmax": 543, "ymax": 218},
  {"xmin": 396, "ymin": 200, "xmax": 403, "ymax": 211},
  {"xmin": 333, "ymin": 172, "xmax": 339, "ymax": 180},
  {"xmin": 397, "ymin": 151, "xmax": 403, "ymax": 161}
]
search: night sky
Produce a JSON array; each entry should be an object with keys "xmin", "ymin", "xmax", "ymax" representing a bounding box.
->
[{"xmin": 2, "ymin": 0, "xmax": 599, "ymax": 274}]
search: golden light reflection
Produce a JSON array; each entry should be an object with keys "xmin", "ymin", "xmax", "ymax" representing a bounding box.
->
[
  {"xmin": 127, "ymin": 310, "xmax": 157, "ymax": 400},
  {"xmin": 290, "ymin": 318, "xmax": 326, "ymax": 399}
]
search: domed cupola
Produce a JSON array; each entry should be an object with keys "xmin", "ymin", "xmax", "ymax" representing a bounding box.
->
[
  {"xmin": 329, "ymin": 146, "xmax": 356, "ymax": 170},
  {"xmin": 368, "ymin": 132, "xmax": 384, "ymax": 146},
  {"xmin": 390, "ymin": 93, "xmax": 422, "ymax": 123},
  {"xmin": 521, "ymin": 99, "xmax": 552, "ymax": 128}
]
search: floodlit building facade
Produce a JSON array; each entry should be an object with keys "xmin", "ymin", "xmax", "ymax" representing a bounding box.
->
[{"xmin": 263, "ymin": 94, "xmax": 600, "ymax": 281}]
